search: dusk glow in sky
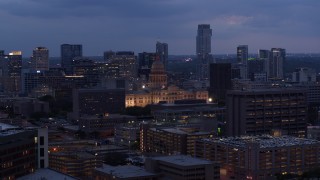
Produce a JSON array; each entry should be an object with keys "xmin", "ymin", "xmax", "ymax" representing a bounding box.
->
[{"xmin": 0, "ymin": 0, "xmax": 319, "ymax": 56}]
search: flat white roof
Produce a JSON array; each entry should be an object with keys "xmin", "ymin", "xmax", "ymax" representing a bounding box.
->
[
  {"xmin": 17, "ymin": 168, "xmax": 77, "ymax": 180},
  {"xmin": 96, "ymin": 164, "xmax": 156, "ymax": 178},
  {"xmin": 152, "ymin": 155, "xmax": 213, "ymax": 166},
  {"xmin": 201, "ymin": 135, "xmax": 320, "ymax": 148}
]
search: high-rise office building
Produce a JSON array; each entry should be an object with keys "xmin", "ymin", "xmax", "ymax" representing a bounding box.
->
[
  {"xmin": 31, "ymin": 47, "xmax": 49, "ymax": 71},
  {"xmin": 109, "ymin": 51, "xmax": 137, "ymax": 79},
  {"xmin": 269, "ymin": 48, "xmax": 285, "ymax": 80},
  {"xmin": 196, "ymin": 24, "xmax": 212, "ymax": 56},
  {"xmin": 138, "ymin": 52, "xmax": 158, "ymax": 79},
  {"xmin": 196, "ymin": 24, "xmax": 213, "ymax": 80},
  {"xmin": 0, "ymin": 51, "xmax": 22, "ymax": 93},
  {"xmin": 236, "ymin": 45, "xmax": 248, "ymax": 79},
  {"xmin": 209, "ymin": 63, "xmax": 232, "ymax": 101},
  {"xmin": 237, "ymin": 45, "xmax": 248, "ymax": 64},
  {"xmin": 103, "ymin": 50, "xmax": 115, "ymax": 62},
  {"xmin": 156, "ymin": 42, "xmax": 168, "ymax": 70},
  {"xmin": 61, "ymin": 44, "xmax": 82, "ymax": 75},
  {"xmin": 258, "ymin": 49, "xmax": 270, "ymax": 77}
]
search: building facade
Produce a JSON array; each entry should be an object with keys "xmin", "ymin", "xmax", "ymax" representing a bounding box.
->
[
  {"xmin": 196, "ymin": 24, "xmax": 213, "ymax": 80},
  {"xmin": 226, "ymin": 89, "xmax": 307, "ymax": 137},
  {"xmin": 195, "ymin": 135, "xmax": 320, "ymax": 180},
  {"xmin": 31, "ymin": 47, "xmax": 49, "ymax": 71},
  {"xmin": 61, "ymin": 44, "xmax": 82, "ymax": 75},
  {"xmin": 156, "ymin": 41, "xmax": 168, "ymax": 71}
]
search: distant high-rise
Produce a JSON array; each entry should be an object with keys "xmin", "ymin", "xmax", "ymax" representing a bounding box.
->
[
  {"xmin": 31, "ymin": 47, "xmax": 49, "ymax": 71},
  {"xmin": 103, "ymin": 50, "xmax": 115, "ymax": 62},
  {"xmin": 258, "ymin": 49, "xmax": 270, "ymax": 77},
  {"xmin": 138, "ymin": 52, "xmax": 158, "ymax": 80},
  {"xmin": 156, "ymin": 42, "xmax": 168, "ymax": 70},
  {"xmin": 269, "ymin": 48, "xmax": 285, "ymax": 80},
  {"xmin": 0, "ymin": 51, "xmax": 22, "ymax": 93},
  {"xmin": 61, "ymin": 44, "xmax": 82, "ymax": 75},
  {"xmin": 196, "ymin": 24, "xmax": 213, "ymax": 80},
  {"xmin": 236, "ymin": 45, "xmax": 248, "ymax": 79},
  {"xmin": 237, "ymin": 45, "xmax": 248, "ymax": 64},
  {"xmin": 196, "ymin": 24, "xmax": 212, "ymax": 56}
]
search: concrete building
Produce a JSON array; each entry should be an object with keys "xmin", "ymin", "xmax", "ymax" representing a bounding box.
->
[
  {"xmin": 49, "ymin": 151, "xmax": 102, "ymax": 178},
  {"xmin": 73, "ymin": 88, "xmax": 125, "ymax": 119},
  {"xmin": 237, "ymin": 45, "xmax": 248, "ymax": 79},
  {"xmin": 145, "ymin": 155, "xmax": 220, "ymax": 180},
  {"xmin": 156, "ymin": 41, "xmax": 168, "ymax": 71},
  {"xmin": 0, "ymin": 51, "xmax": 22, "ymax": 93},
  {"xmin": 195, "ymin": 135, "xmax": 320, "ymax": 180},
  {"xmin": 0, "ymin": 124, "xmax": 48, "ymax": 179},
  {"xmin": 226, "ymin": 89, "xmax": 307, "ymax": 137},
  {"xmin": 292, "ymin": 67, "xmax": 316, "ymax": 83},
  {"xmin": 93, "ymin": 165, "xmax": 158, "ymax": 180},
  {"xmin": 79, "ymin": 114, "xmax": 136, "ymax": 135},
  {"xmin": 114, "ymin": 124, "xmax": 140, "ymax": 147},
  {"xmin": 61, "ymin": 44, "xmax": 82, "ymax": 75},
  {"xmin": 307, "ymin": 126, "xmax": 320, "ymax": 140},
  {"xmin": 138, "ymin": 52, "xmax": 159, "ymax": 80},
  {"xmin": 209, "ymin": 63, "xmax": 232, "ymax": 101},
  {"xmin": 196, "ymin": 24, "xmax": 213, "ymax": 80},
  {"xmin": 140, "ymin": 124, "xmax": 213, "ymax": 156},
  {"xmin": 269, "ymin": 48, "xmax": 285, "ymax": 80},
  {"xmin": 31, "ymin": 47, "xmax": 49, "ymax": 71}
]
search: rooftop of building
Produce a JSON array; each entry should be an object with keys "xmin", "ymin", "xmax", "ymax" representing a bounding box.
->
[
  {"xmin": 17, "ymin": 168, "xmax": 78, "ymax": 180},
  {"xmin": 151, "ymin": 155, "xmax": 214, "ymax": 166},
  {"xmin": 95, "ymin": 164, "xmax": 157, "ymax": 178},
  {"xmin": 150, "ymin": 127, "xmax": 211, "ymax": 135},
  {"xmin": 79, "ymin": 114, "xmax": 136, "ymax": 120},
  {"xmin": 0, "ymin": 123, "xmax": 25, "ymax": 137},
  {"xmin": 200, "ymin": 135, "xmax": 319, "ymax": 148}
]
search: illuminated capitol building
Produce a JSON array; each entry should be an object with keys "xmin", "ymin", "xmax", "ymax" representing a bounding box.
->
[{"xmin": 126, "ymin": 60, "xmax": 208, "ymax": 107}]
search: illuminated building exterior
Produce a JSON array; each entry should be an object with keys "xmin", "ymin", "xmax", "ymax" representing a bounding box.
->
[
  {"xmin": 49, "ymin": 152, "xmax": 102, "ymax": 178},
  {"xmin": 195, "ymin": 135, "xmax": 320, "ymax": 180},
  {"xmin": 140, "ymin": 124, "xmax": 213, "ymax": 156},
  {"xmin": 226, "ymin": 89, "xmax": 307, "ymax": 137},
  {"xmin": 31, "ymin": 47, "xmax": 49, "ymax": 71},
  {"xmin": 126, "ymin": 60, "xmax": 208, "ymax": 107},
  {"xmin": 0, "ymin": 125, "xmax": 48, "ymax": 179},
  {"xmin": 126, "ymin": 85, "xmax": 208, "ymax": 107}
]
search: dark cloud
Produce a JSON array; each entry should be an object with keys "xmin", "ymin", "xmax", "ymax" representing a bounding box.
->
[{"xmin": 0, "ymin": 0, "xmax": 319, "ymax": 56}]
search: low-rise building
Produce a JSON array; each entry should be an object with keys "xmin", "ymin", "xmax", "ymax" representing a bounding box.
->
[
  {"xmin": 93, "ymin": 165, "xmax": 158, "ymax": 180},
  {"xmin": 0, "ymin": 124, "xmax": 48, "ymax": 179},
  {"xmin": 141, "ymin": 124, "xmax": 213, "ymax": 156},
  {"xmin": 195, "ymin": 135, "xmax": 320, "ymax": 180},
  {"xmin": 145, "ymin": 155, "xmax": 220, "ymax": 180}
]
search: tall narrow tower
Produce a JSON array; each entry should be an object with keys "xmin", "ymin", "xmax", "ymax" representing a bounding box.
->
[
  {"xmin": 156, "ymin": 42, "xmax": 168, "ymax": 71},
  {"xmin": 236, "ymin": 45, "xmax": 248, "ymax": 79},
  {"xmin": 196, "ymin": 24, "xmax": 213, "ymax": 80},
  {"xmin": 269, "ymin": 48, "xmax": 285, "ymax": 80}
]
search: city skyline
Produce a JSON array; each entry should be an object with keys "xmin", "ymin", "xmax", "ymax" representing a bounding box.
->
[{"xmin": 0, "ymin": 0, "xmax": 319, "ymax": 56}]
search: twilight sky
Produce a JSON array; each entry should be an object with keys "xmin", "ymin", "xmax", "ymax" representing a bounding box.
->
[{"xmin": 0, "ymin": 0, "xmax": 319, "ymax": 57}]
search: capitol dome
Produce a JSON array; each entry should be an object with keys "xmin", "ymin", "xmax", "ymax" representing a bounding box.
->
[{"xmin": 150, "ymin": 60, "xmax": 166, "ymax": 74}]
